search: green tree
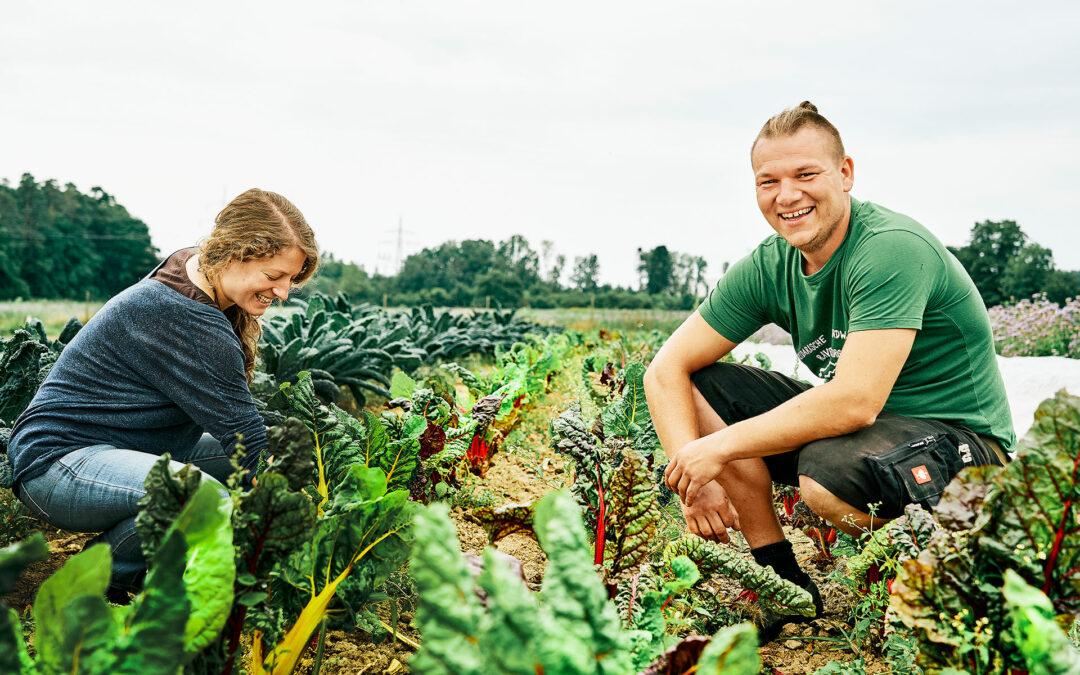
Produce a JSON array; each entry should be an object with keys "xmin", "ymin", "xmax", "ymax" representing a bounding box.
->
[
  {"xmin": 475, "ymin": 268, "xmax": 525, "ymax": 306},
  {"xmin": 1045, "ymin": 269, "xmax": 1080, "ymax": 305},
  {"xmin": 637, "ymin": 245, "xmax": 674, "ymax": 294},
  {"xmin": 1001, "ymin": 243, "xmax": 1054, "ymax": 302},
  {"xmin": 0, "ymin": 174, "xmax": 157, "ymax": 300},
  {"xmin": 949, "ymin": 219, "xmax": 1027, "ymax": 307},
  {"xmin": 570, "ymin": 254, "xmax": 600, "ymax": 293}
]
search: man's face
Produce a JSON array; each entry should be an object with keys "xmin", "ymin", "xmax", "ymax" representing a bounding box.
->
[{"xmin": 752, "ymin": 126, "xmax": 854, "ymax": 256}]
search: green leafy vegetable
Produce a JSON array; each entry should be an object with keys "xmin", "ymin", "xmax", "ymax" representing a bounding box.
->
[
  {"xmin": 663, "ymin": 536, "xmax": 816, "ymax": 617},
  {"xmin": 1002, "ymin": 568, "xmax": 1080, "ymax": 674}
]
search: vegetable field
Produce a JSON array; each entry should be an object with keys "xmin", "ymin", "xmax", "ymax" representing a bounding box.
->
[{"xmin": 2, "ymin": 297, "xmax": 1079, "ymax": 674}]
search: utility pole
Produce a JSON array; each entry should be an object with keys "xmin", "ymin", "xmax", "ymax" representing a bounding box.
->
[{"xmin": 377, "ymin": 216, "xmax": 416, "ymax": 276}]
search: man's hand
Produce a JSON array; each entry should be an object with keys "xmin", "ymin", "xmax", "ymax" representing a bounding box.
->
[
  {"xmin": 665, "ymin": 436, "xmax": 729, "ymax": 506},
  {"xmin": 680, "ymin": 481, "xmax": 741, "ymax": 543}
]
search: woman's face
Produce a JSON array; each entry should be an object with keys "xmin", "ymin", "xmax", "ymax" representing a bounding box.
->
[{"xmin": 217, "ymin": 245, "xmax": 308, "ymax": 315}]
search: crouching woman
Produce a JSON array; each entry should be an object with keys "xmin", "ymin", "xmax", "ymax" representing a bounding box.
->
[{"xmin": 8, "ymin": 188, "xmax": 318, "ymax": 598}]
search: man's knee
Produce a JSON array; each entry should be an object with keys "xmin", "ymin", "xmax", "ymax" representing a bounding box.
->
[
  {"xmin": 719, "ymin": 457, "xmax": 773, "ymax": 494},
  {"xmin": 798, "ymin": 475, "xmax": 883, "ymax": 534}
]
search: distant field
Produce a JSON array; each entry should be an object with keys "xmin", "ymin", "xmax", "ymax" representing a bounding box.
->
[
  {"xmin": 0, "ymin": 300, "xmax": 791, "ymax": 344},
  {"xmin": 0, "ymin": 300, "xmax": 104, "ymax": 335}
]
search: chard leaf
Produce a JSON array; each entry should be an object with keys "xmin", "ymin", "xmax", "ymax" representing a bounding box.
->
[
  {"xmin": 135, "ymin": 454, "xmax": 202, "ymax": 561},
  {"xmin": 551, "ymin": 402, "xmax": 609, "ymax": 516},
  {"xmin": 267, "ymin": 466, "xmax": 413, "ymax": 673},
  {"xmin": 114, "ymin": 508, "xmax": 190, "ymax": 673},
  {"xmin": 33, "ymin": 543, "xmax": 118, "ymax": 674},
  {"xmin": 0, "ymin": 608, "xmax": 32, "ymax": 675},
  {"xmin": 605, "ymin": 451, "xmax": 661, "ymax": 578},
  {"xmin": 663, "ymin": 536, "xmax": 816, "ymax": 617},
  {"xmin": 848, "ymin": 504, "xmax": 939, "ymax": 584},
  {"xmin": 476, "ymin": 547, "xmax": 544, "ymax": 674},
  {"xmin": 0, "ymin": 532, "xmax": 49, "ymax": 595},
  {"xmin": 409, "ymin": 503, "xmax": 484, "ymax": 675},
  {"xmin": 469, "ymin": 501, "xmax": 535, "ymax": 544},
  {"xmin": 172, "ymin": 481, "xmax": 236, "ymax": 656},
  {"xmin": 601, "ymin": 362, "xmax": 659, "ymax": 455},
  {"xmin": 265, "ymin": 417, "xmax": 317, "ymax": 491},
  {"xmin": 978, "ymin": 390, "xmax": 1080, "ymax": 613},
  {"xmin": 630, "ymin": 556, "xmax": 701, "ymax": 670},
  {"xmin": 235, "ymin": 472, "xmax": 316, "ymax": 580},
  {"xmin": 389, "ymin": 370, "xmax": 417, "ymax": 399},
  {"xmin": 1002, "ymin": 568, "xmax": 1080, "ymax": 674},
  {"xmin": 535, "ymin": 490, "xmax": 634, "ymax": 674},
  {"xmin": 694, "ymin": 623, "xmax": 760, "ymax": 674}
]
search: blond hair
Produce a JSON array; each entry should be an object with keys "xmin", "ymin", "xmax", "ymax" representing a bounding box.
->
[
  {"xmin": 199, "ymin": 188, "xmax": 319, "ymax": 379},
  {"xmin": 752, "ymin": 101, "xmax": 846, "ymax": 162}
]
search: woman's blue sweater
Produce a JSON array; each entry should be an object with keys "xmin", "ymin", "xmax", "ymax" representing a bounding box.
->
[{"xmin": 8, "ymin": 278, "xmax": 267, "ymax": 487}]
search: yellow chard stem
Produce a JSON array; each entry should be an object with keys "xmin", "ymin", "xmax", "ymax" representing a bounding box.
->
[
  {"xmin": 262, "ymin": 528, "xmax": 401, "ymax": 675},
  {"xmin": 313, "ymin": 429, "xmax": 329, "ymax": 517}
]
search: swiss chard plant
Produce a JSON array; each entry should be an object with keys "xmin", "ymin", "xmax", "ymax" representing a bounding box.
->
[
  {"xmin": 889, "ymin": 389, "xmax": 1080, "ymax": 672},
  {"xmin": 125, "ymin": 370, "xmax": 418, "ymax": 674},
  {"xmin": 551, "ymin": 361, "xmax": 662, "ymax": 575},
  {"xmin": 2, "ymin": 481, "xmax": 235, "ymax": 674},
  {"xmin": 409, "ymin": 488, "xmax": 761, "ymax": 675}
]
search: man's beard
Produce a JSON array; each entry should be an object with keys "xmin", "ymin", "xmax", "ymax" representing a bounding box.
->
[{"xmin": 795, "ymin": 212, "xmax": 841, "ymax": 254}]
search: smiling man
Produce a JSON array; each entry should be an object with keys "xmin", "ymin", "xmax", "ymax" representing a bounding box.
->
[{"xmin": 645, "ymin": 101, "xmax": 1013, "ymax": 634}]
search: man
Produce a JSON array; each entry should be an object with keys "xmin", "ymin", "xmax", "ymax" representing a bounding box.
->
[{"xmin": 644, "ymin": 101, "xmax": 1013, "ymax": 633}]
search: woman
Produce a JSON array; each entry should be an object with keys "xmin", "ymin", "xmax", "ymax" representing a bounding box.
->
[{"xmin": 8, "ymin": 188, "xmax": 318, "ymax": 598}]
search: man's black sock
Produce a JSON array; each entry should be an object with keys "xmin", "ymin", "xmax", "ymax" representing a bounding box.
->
[{"xmin": 751, "ymin": 539, "xmax": 811, "ymax": 587}]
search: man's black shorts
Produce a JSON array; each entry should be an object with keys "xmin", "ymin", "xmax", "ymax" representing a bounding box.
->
[{"xmin": 690, "ymin": 361, "xmax": 1007, "ymax": 519}]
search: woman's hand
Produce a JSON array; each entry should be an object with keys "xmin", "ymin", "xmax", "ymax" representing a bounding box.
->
[{"xmin": 665, "ymin": 436, "xmax": 730, "ymax": 507}]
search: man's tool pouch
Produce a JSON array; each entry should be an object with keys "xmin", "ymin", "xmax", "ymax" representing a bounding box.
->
[{"xmin": 864, "ymin": 433, "xmax": 967, "ymax": 512}]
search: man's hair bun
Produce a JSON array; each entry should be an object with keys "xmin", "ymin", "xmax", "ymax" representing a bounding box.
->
[{"xmin": 753, "ymin": 100, "xmax": 844, "ymax": 161}]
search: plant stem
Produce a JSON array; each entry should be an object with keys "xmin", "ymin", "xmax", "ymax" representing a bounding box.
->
[
  {"xmin": 312, "ymin": 618, "xmax": 328, "ymax": 675},
  {"xmin": 379, "ymin": 619, "xmax": 420, "ymax": 650}
]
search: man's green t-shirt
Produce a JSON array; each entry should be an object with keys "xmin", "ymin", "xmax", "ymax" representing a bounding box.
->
[{"xmin": 699, "ymin": 196, "xmax": 1015, "ymax": 449}]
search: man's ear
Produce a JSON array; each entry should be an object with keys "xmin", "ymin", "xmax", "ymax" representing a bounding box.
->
[{"xmin": 841, "ymin": 156, "xmax": 855, "ymax": 192}]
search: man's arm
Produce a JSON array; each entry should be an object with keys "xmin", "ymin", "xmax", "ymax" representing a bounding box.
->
[
  {"xmin": 644, "ymin": 312, "xmax": 738, "ymax": 460},
  {"xmin": 665, "ymin": 327, "xmax": 916, "ymax": 505}
]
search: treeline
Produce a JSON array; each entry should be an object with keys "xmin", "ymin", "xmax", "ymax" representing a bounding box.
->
[
  {"xmin": 309, "ymin": 236, "xmax": 711, "ymax": 310},
  {"xmin": 5, "ymin": 173, "xmax": 1076, "ymax": 311},
  {"xmin": 948, "ymin": 220, "xmax": 1080, "ymax": 307},
  {"xmin": 0, "ymin": 174, "xmax": 158, "ymax": 300}
]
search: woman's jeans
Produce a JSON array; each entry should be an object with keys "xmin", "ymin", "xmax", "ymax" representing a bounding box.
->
[{"xmin": 16, "ymin": 434, "xmax": 231, "ymax": 590}]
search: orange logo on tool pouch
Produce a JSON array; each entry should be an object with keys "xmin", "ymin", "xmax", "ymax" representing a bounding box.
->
[{"xmin": 911, "ymin": 465, "xmax": 932, "ymax": 485}]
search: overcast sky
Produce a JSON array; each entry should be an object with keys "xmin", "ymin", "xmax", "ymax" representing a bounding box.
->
[{"xmin": 3, "ymin": 2, "xmax": 1078, "ymax": 287}]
